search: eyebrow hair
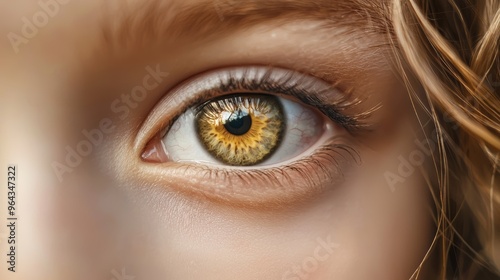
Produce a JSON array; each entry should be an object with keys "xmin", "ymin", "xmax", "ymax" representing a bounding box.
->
[{"xmin": 100, "ymin": 0, "xmax": 392, "ymax": 53}]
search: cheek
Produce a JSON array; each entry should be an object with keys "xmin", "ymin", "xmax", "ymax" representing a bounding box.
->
[
  {"xmin": 127, "ymin": 138, "xmax": 434, "ymax": 280},
  {"xmin": 314, "ymin": 147, "xmax": 434, "ymax": 280},
  {"xmin": 106, "ymin": 106, "xmax": 434, "ymax": 280}
]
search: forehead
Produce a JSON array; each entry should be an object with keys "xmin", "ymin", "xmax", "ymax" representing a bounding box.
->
[{"xmin": 0, "ymin": 0, "xmax": 391, "ymax": 55}]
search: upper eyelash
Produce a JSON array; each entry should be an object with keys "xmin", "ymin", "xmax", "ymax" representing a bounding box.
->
[
  {"xmin": 157, "ymin": 66, "xmax": 378, "ymax": 143},
  {"xmin": 157, "ymin": 67, "xmax": 376, "ymax": 143},
  {"xmin": 190, "ymin": 67, "xmax": 377, "ymax": 134}
]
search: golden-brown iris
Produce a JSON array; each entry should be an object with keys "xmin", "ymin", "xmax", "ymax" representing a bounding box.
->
[{"xmin": 196, "ymin": 95, "xmax": 285, "ymax": 166}]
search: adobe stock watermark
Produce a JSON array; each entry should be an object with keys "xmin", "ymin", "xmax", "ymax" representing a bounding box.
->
[
  {"xmin": 384, "ymin": 136, "xmax": 437, "ymax": 192},
  {"xmin": 7, "ymin": 0, "xmax": 70, "ymax": 54},
  {"xmin": 110, "ymin": 268, "xmax": 135, "ymax": 280},
  {"xmin": 385, "ymin": 74, "xmax": 500, "ymax": 193},
  {"xmin": 213, "ymin": 0, "xmax": 239, "ymax": 21},
  {"xmin": 51, "ymin": 64, "xmax": 169, "ymax": 182},
  {"xmin": 282, "ymin": 235, "xmax": 340, "ymax": 280}
]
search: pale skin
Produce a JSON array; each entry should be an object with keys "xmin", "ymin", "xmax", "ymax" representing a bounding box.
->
[{"xmin": 0, "ymin": 0, "xmax": 435, "ymax": 279}]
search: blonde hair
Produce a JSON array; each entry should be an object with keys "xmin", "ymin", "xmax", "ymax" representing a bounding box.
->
[{"xmin": 391, "ymin": 0, "xmax": 500, "ymax": 278}]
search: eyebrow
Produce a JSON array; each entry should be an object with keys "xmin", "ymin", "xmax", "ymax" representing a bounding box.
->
[{"xmin": 100, "ymin": 0, "xmax": 391, "ymax": 53}]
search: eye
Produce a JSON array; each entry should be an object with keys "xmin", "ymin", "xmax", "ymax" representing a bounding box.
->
[
  {"xmin": 137, "ymin": 67, "xmax": 364, "ymax": 206},
  {"xmin": 162, "ymin": 93, "xmax": 326, "ymax": 166},
  {"xmin": 140, "ymin": 67, "xmax": 358, "ymax": 168}
]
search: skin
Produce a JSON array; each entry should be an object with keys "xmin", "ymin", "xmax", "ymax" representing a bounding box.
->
[{"xmin": 0, "ymin": 0, "xmax": 435, "ymax": 279}]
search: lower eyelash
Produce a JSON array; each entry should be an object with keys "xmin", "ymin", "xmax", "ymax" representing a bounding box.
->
[
  {"xmin": 230, "ymin": 143, "xmax": 361, "ymax": 187},
  {"xmin": 156, "ymin": 140, "xmax": 361, "ymax": 208},
  {"xmin": 234, "ymin": 144, "xmax": 360, "ymax": 187}
]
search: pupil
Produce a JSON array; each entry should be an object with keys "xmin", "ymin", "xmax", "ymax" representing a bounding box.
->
[{"xmin": 224, "ymin": 110, "xmax": 252, "ymax": 136}]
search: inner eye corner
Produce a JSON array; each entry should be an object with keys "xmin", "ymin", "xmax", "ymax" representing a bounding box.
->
[{"xmin": 140, "ymin": 122, "xmax": 175, "ymax": 163}]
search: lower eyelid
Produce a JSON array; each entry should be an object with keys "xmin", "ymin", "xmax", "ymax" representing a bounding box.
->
[{"xmin": 138, "ymin": 139, "xmax": 361, "ymax": 208}]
